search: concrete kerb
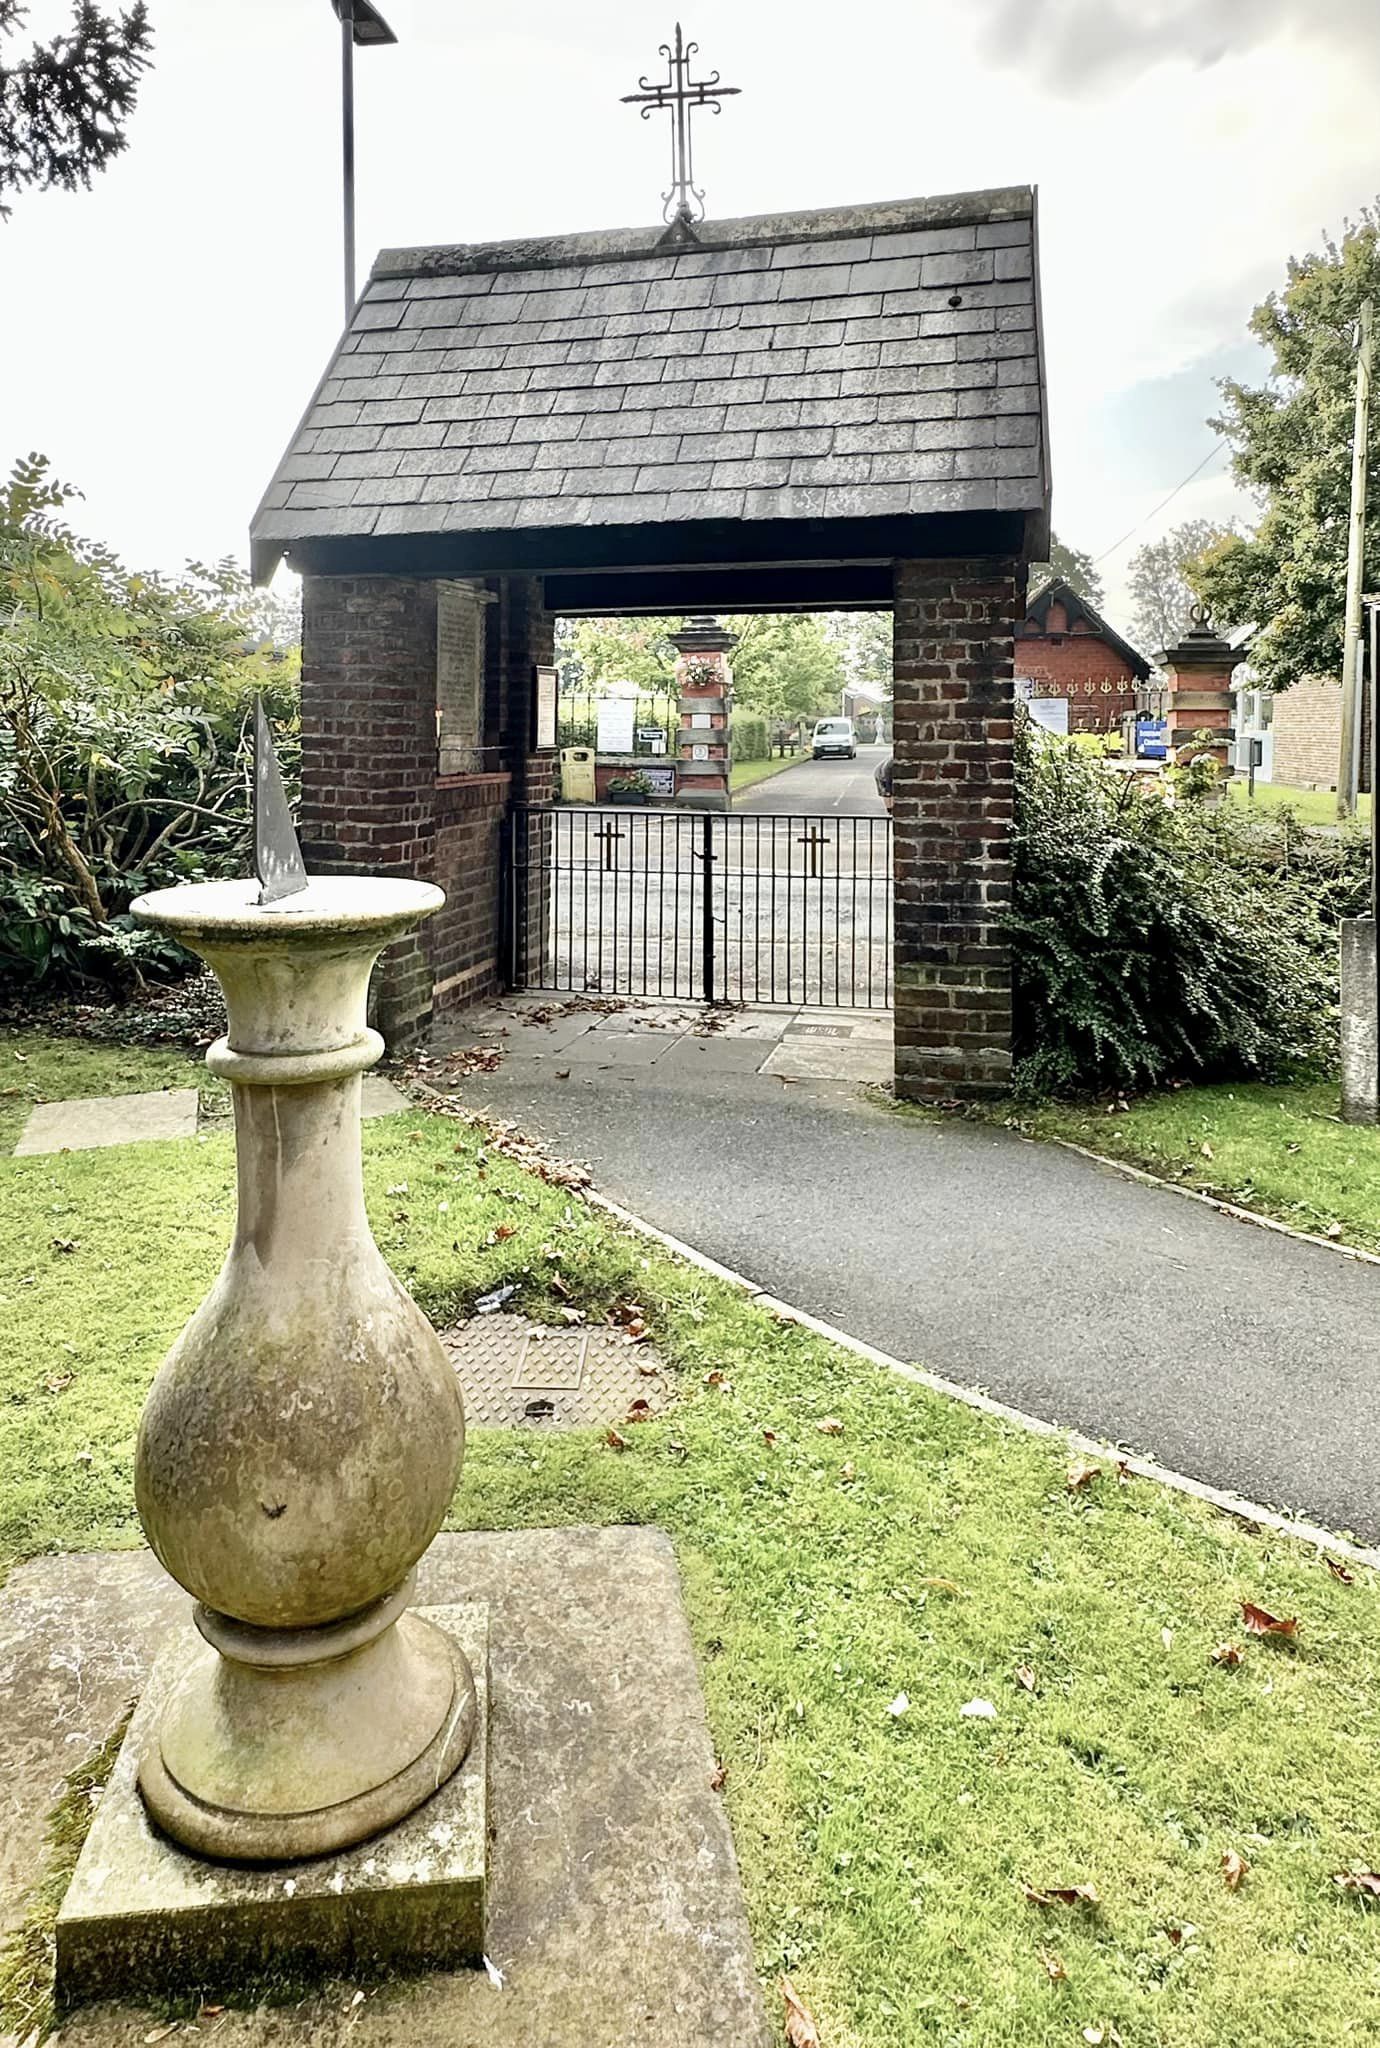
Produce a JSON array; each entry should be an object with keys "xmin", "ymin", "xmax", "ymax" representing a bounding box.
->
[{"xmin": 584, "ymin": 1190, "xmax": 1380, "ymax": 1576}]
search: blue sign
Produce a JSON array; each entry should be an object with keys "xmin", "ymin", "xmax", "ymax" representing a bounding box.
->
[{"xmin": 1136, "ymin": 719, "xmax": 1168, "ymax": 760}]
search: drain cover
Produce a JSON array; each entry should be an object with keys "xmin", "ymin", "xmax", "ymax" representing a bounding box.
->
[
  {"xmin": 787, "ymin": 1022, "xmax": 853, "ymax": 1039},
  {"xmin": 440, "ymin": 1313, "xmax": 671, "ymax": 1429}
]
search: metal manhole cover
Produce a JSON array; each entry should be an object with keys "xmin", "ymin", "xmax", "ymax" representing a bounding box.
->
[{"xmin": 440, "ymin": 1313, "xmax": 671, "ymax": 1429}]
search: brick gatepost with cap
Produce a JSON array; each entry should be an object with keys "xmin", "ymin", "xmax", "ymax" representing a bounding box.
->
[
  {"xmin": 669, "ymin": 616, "xmax": 736, "ymax": 811},
  {"xmin": 1158, "ymin": 606, "xmax": 1237, "ymax": 780}
]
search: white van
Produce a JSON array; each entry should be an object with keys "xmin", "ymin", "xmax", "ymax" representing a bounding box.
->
[{"xmin": 811, "ymin": 717, "xmax": 856, "ymax": 761}]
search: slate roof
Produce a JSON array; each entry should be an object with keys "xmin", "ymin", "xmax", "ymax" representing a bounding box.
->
[
  {"xmin": 1020, "ymin": 578, "xmax": 1152, "ymax": 680},
  {"xmin": 251, "ymin": 186, "xmax": 1049, "ymax": 578}
]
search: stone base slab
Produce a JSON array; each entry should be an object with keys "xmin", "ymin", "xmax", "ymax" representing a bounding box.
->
[
  {"xmin": 55, "ymin": 1604, "xmax": 489, "ymax": 2007},
  {"xmin": 0, "ymin": 1528, "xmax": 769, "ymax": 2047}
]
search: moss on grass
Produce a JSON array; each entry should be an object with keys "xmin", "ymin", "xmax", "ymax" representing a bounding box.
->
[{"xmin": 3, "ymin": 1097, "xmax": 1380, "ymax": 2044}]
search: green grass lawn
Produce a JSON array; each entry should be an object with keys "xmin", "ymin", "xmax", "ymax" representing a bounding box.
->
[
  {"xmin": 0, "ymin": 1031, "xmax": 226, "ymax": 1151},
  {"xmin": 4, "ymin": 1031, "xmax": 1380, "ymax": 2046},
  {"xmin": 731, "ymin": 751, "xmax": 805, "ymax": 794},
  {"xmin": 993, "ymin": 1077, "xmax": 1380, "ymax": 1258},
  {"xmin": 1227, "ymin": 780, "xmax": 1372, "ymax": 829}
]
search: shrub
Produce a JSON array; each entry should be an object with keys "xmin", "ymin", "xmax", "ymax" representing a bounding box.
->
[
  {"xmin": 0, "ymin": 455, "xmax": 300, "ymax": 995},
  {"xmin": 1009, "ymin": 712, "xmax": 1366, "ymax": 1095},
  {"xmin": 730, "ymin": 710, "xmax": 769, "ymax": 762}
]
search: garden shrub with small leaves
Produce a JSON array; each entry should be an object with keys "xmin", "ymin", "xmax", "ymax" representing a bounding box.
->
[{"xmin": 1009, "ymin": 712, "xmax": 1368, "ymax": 1096}]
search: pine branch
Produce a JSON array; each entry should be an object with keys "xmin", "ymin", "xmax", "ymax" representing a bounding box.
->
[{"xmin": 0, "ymin": 3, "xmax": 154, "ymax": 216}]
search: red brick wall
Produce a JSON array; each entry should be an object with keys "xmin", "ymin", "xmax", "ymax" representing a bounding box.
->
[
  {"xmin": 1015, "ymin": 603, "xmax": 1139, "ymax": 732},
  {"xmin": 1272, "ymin": 677, "xmax": 1342, "ymax": 789},
  {"xmin": 892, "ymin": 557, "xmax": 1022, "ymax": 1101},
  {"xmin": 300, "ymin": 572, "xmax": 556, "ymax": 1046}
]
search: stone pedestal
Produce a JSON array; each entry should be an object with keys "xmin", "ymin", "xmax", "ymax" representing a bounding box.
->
[
  {"xmin": 117, "ymin": 876, "xmax": 475, "ymax": 1864},
  {"xmin": 670, "ymin": 615, "xmax": 736, "ymax": 811}
]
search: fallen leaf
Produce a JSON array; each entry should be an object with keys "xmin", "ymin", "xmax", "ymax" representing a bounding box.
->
[
  {"xmin": 604, "ymin": 1429, "xmax": 629, "ymax": 1452},
  {"xmin": 1015, "ymin": 1664, "xmax": 1039, "ymax": 1693},
  {"xmin": 960, "ymin": 1698, "xmax": 997, "ymax": 1721},
  {"xmin": 762, "ymin": 1428, "xmax": 779, "ymax": 1446},
  {"xmin": 1326, "ymin": 1221, "xmax": 1344, "ymax": 1240},
  {"xmin": 626, "ymin": 1398, "xmax": 653, "ymax": 1423},
  {"xmin": 781, "ymin": 1976, "xmax": 821, "ymax": 2048},
  {"xmin": 1222, "ymin": 1849, "xmax": 1249, "ymax": 1891},
  {"xmin": 1115, "ymin": 1458, "xmax": 1132, "ymax": 1483},
  {"xmin": 144, "ymin": 2028, "xmax": 179, "ymax": 2044},
  {"xmin": 557, "ymin": 1306, "xmax": 586, "ymax": 1325},
  {"xmin": 44, "ymin": 1372, "xmax": 75, "ymax": 1395},
  {"xmin": 1039, "ymin": 1949, "xmax": 1067, "ymax": 1983},
  {"xmin": 1066, "ymin": 1459, "xmax": 1101, "ymax": 1491},
  {"xmin": 886, "ymin": 1692, "xmax": 911, "ymax": 1717},
  {"xmin": 482, "ymin": 1953, "xmax": 506, "ymax": 1990},
  {"xmin": 816, "ymin": 1417, "xmax": 844, "ymax": 1436},
  {"xmin": 1161, "ymin": 1627, "xmax": 1174, "ymax": 1652},
  {"xmin": 1210, "ymin": 1642, "xmax": 1244, "ymax": 1668},
  {"xmin": 704, "ymin": 1368, "xmax": 730, "ymax": 1387},
  {"xmin": 667, "ymin": 1441, "xmax": 689, "ymax": 1463},
  {"xmin": 551, "ymin": 1271, "xmax": 574, "ymax": 1299},
  {"xmin": 554, "ymin": 1069, "xmax": 571, "ymax": 1080},
  {"xmin": 1200, "ymin": 1141, "xmax": 1214, "ymax": 1160},
  {"xmin": 198, "ymin": 2006, "xmax": 226, "ymax": 2020},
  {"xmin": 51, "ymin": 1236, "xmax": 78, "ymax": 1255},
  {"xmin": 709, "ymin": 1760, "xmax": 727, "ymax": 1791},
  {"xmin": 839, "ymin": 1461, "xmax": 856, "ymax": 1482},
  {"xmin": 1332, "ymin": 1869, "xmax": 1380, "ymax": 1895},
  {"xmin": 493, "ymin": 1222, "xmax": 518, "ymax": 1242},
  {"xmin": 920, "ymin": 1577, "xmax": 964, "ymax": 1596},
  {"xmin": 1325, "ymin": 1555, "xmax": 1356, "ymax": 1585},
  {"xmin": 1241, "ymin": 1602, "xmax": 1298, "ymax": 1639},
  {"xmin": 1021, "ymin": 1882, "xmax": 1100, "ymax": 1908}
]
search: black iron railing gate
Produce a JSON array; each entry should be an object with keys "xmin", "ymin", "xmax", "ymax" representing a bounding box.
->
[{"xmin": 505, "ymin": 805, "xmax": 892, "ymax": 1009}]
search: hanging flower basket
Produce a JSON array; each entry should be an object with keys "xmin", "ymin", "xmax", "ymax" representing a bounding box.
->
[{"xmin": 682, "ymin": 658, "xmax": 720, "ymax": 689}]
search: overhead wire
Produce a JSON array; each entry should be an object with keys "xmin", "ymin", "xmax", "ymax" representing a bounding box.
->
[{"xmin": 1092, "ymin": 440, "xmax": 1230, "ymax": 565}]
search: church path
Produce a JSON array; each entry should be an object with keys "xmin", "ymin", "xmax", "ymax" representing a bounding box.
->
[{"xmin": 436, "ymin": 999, "xmax": 1380, "ymax": 1546}]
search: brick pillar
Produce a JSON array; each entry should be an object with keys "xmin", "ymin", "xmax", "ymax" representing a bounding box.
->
[
  {"xmin": 300, "ymin": 574, "xmax": 439, "ymax": 1048},
  {"xmin": 1158, "ymin": 607, "xmax": 1237, "ymax": 780},
  {"xmin": 669, "ymin": 615, "xmax": 735, "ymax": 811},
  {"xmin": 892, "ymin": 557, "xmax": 1022, "ymax": 1101}
]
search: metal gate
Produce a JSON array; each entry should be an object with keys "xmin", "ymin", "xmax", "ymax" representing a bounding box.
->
[{"xmin": 506, "ymin": 805, "xmax": 892, "ymax": 1009}]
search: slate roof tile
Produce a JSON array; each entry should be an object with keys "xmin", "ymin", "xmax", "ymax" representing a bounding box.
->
[{"xmin": 253, "ymin": 187, "xmax": 1048, "ymax": 568}]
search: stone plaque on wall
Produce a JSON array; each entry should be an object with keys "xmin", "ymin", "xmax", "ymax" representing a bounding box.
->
[
  {"xmin": 436, "ymin": 582, "xmax": 486, "ymax": 776},
  {"xmin": 535, "ymin": 665, "xmax": 558, "ymax": 751}
]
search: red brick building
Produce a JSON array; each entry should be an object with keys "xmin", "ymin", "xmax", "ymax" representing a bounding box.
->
[{"xmin": 1014, "ymin": 578, "xmax": 1150, "ymax": 733}]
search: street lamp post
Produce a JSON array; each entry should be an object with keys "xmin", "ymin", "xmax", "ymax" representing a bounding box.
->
[{"xmin": 331, "ymin": 0, "xmax": 396, "ymax": 325}]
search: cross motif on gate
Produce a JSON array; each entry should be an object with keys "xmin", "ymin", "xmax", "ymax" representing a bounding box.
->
[
  {"xmin": 621, "ymin": 23, "xmax": 741, "ymax": 230},
  {"xmin": 596, "ymin": 819, "xmax": 626, "ymax": 872},
  {"xmin": 796, "ymin": 823, "xmax": 831, "ymax": 879}
]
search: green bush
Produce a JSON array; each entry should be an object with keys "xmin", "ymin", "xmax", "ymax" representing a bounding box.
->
[
  {"xmin": 730, "ymin": 710, "xmax": 769, "ymax": 762},
  {"xmin": 1, "ymin": 455, "xmax": 300, "ymax": 995},
  {"xmin": 1009, "ymin": 712, "xmax": 1368, "ymax": 1095}
]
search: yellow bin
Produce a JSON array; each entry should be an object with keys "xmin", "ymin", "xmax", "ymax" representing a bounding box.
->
[{"xmin": 559, "ymin": 746, "xmax": 596, "ymax": 803}]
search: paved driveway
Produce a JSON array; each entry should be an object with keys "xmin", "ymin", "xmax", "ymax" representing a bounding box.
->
[
  {"xmin": 439, "ymin": 997, "xmax": 1380, "ymax": 1545},
  {"xmin": 735, "ymin": 743, "xmax": 889, "ymax": 816}
]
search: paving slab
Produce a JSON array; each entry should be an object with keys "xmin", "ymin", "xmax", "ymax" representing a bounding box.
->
[
  {"xmin": 13, "ymin": 1089, "xmax": 199, "ymax": 1156},
  {"xmin": 360, "ymin": 1075, "xmax": 410, "ymax": 1118},
  {"xmin": 656, "ymin": 1034, "xmax": 774, "ymax": 1075},
  {"xmin": 761, "ymin": 1037, "xmax": 894, "ymax": 1083},
  {"xmin": 2, "ymin": 1529, "xmax": 768, "ymax": 2046},
  {"xmin": 560, "ymin": 1030, "xmax": 679, "ymax": 1067}
]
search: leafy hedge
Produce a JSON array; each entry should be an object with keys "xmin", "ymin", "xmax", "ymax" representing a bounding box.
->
[
  {"xmin": 730, "ymin": 710, "xmax": 770, "ymax": 762},
  {"xmin": 1, "ymin": 456, "xmax": 300, "ymax": 994},
  {"xmin": 1009, "ymin": 713, "xmax": 1368, "ymax": 1095}
]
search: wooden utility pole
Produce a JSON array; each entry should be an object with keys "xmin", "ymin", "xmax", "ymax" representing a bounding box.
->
[{"xmin": 1337, "ymin": 298, "xmax": 1373, "ymax": 819}]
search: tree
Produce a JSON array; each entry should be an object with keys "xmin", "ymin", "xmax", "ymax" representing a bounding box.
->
[
  {"xmin": 0, "ymin": 453, "xmax": 295, "ymax": 989},
  {"xmin": 729, "ymin": 615, "xmax": 843, "ymax": 726},
  {"xmin": 555, "ymin": 616, "xmax": 679, "ymax": 695},
  {"xmin": 827, "ymin": 611, "xmax": 892, "ymax": 696},
  {"xmin": 1194, "ymin": 208, "xmax": 1380, "ymax": 691},
  {"xmin": 1029, "ymin": 533, "xmax": 1104, "ymax": 610},
  {"xmin": 1, "ymin": 2, "xmax": 152, "ymax": 218},
  {"xmin": 1127, "ymin": 518, "xmax": 1240, "ymax": 658}
]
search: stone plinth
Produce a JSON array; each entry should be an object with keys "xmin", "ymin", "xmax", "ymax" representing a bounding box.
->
[
  {"xmin": 4, "ymin": 1529, "xmax": 769, "ymax": 2047},
  {"xmin": 1341, "ymin": 915, "xmax": 1377, "ymax": 1124},
  {"xmin": 56, "ymin": 1605, "xmax": 488, "ymax": 2007}
]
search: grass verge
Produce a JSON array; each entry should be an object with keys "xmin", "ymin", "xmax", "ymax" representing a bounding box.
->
[
  {"xmin": 3, "ymin": 1058, "xmax": 1380, "ymax": 2045},
  {"xmin": 1227, "ymin": 780, "xmax": 1372, "ymax": 829},
  {"xmin": 730, "ymin": 752, "xmax": 807, "ymax": 794},
  {"xmin": 986, "ymin": 1077, "xmax": 1380, "ymax": 1258}
]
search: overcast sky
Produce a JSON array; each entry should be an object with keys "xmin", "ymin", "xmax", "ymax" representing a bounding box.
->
[{"xmin": 2, "ymin": 0, "xmax": 1374, "ymax": 631}]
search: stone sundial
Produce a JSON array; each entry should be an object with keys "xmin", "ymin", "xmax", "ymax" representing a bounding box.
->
[{"xmin": 123, "ymin": 704, "xmax": 471, "ymax": 1859}]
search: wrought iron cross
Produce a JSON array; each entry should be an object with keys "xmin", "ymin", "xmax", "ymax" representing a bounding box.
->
[
  {"xmin": 796, "ymin": 823, "xmax": 830, "ymax": 880},
  {"xmin": 622, "ymin": 23, "xmax": 740, "ymax": 230},
  {"xmin": 595, "ymin": 819, "xmax": 626, "ymax": 872}
]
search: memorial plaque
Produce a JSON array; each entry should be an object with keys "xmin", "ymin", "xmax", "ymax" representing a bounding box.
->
[
  {"xmin": 535, "ymin": 665, "xmax": 558, "ymax": 751},
  {"xmin": 436, "ymin": 582, "xmax": 486, "ymax": 776}
]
